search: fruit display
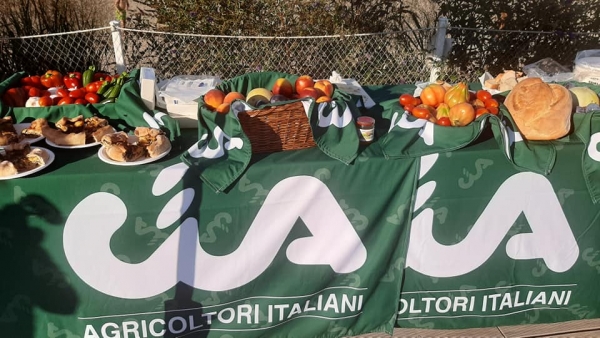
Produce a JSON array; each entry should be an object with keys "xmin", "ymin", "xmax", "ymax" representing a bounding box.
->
[
  {"xmin": 1, "ymin": 67, "xmax": 129, "ymax": 108},
  {"xmin": 398, "ymin": 82, "xmax": 498, "ymax": 127},
  {"xmin": 202, "ymin": 75, "xmax": 335, "ymax": 113}
]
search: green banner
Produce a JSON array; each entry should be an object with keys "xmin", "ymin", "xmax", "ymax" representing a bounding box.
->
[
  {"xmin": 0, "ymin": 133, "xmax": 418, "ymax": 338},
  {"xmin": 398, "ymin": 136, "xmax": 600, "ymax": 329}
]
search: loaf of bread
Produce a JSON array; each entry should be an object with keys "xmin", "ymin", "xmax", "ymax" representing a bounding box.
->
[{"xmin": 504, "ymin": 77, "xmax": 573, "ymax": 141}]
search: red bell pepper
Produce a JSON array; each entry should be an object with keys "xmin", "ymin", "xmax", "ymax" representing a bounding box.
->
[
  {"xmin": 64, "ymin": 72, "xmax": 82, "ymax": 89},
  {"xmin": 41, "ymin": 70, "xmax": 64, "ymax": 88}
]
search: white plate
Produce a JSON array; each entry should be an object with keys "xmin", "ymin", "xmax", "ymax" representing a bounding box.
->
[
  {"xmin": 45, "ymin": 138, "xmax": 101, "ymax": 149},
  {"xmin": 0, "ymin": 147, "xmax": 55, "ymax": 180},
  {"xmin": 97, "ymin": 144, "xmax": 172, "ymax": 166},
  {"xmin": 13, "ymin": 123, "xmax": 44, "ymax": 144}
]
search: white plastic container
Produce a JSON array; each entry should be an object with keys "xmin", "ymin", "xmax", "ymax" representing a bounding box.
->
[
  {"xmin": 574, "ymin": 50, "xmax": 600, "ymax": 85},
  {"xmin": 156, "ymin": 75, "xmax": 221, "ymax": 129},
  {"xmin": 139, "ymin": 67, "xmax": 157, "ymax": 111}
]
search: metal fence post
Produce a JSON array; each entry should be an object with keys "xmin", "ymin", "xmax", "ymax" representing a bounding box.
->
[
  {"xmin": 110, "ymin": 20, "xmax": 126, "ymax": 74},
  {"xmin": 429, "ymin": 16, "xmax": 449, "ymax": 83}
]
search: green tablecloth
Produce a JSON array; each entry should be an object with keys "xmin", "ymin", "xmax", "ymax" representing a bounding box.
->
[{"xmin": 1, "ymin": 83, "xmax": 600, "ymax": 337}]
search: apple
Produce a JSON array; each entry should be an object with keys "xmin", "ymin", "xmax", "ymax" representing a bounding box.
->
[
  {"xmin": 272, "ymin": 78, "xmax": 294, "ymax": 98},
  {"xmin": 298, "ymin": 87, "xmax": 320, "ymax": 100},
  {"xmin": 314, "ymin": 80, "xmax": 334, "ymax": 98},
  {"xmin": 295, "ymin": 75, "xmax": 314, "ymax": 94}
]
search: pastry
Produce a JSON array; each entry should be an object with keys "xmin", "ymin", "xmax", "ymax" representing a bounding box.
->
[
  {"xmin": 0, "ymin": 132, "xmax": 20, "ymax": 146},
  {"xmin": 92, "ymin": 125, "xmax": 117, "ymax": 143},
  {"xmin": 0, "ymin": 116, "xmax": 16, "ymax": 134},
  {"xmin": 134, "ymin": 127, "xmax": 164, "ymax": 147},
  {"xmin": 0, "ymin": 143, "xmax": 47, "ymax": 175},
  {"xmin": 101, "ymin": 132, "xmax": 146, "ymax": 162},
  {"xmin": 42, "ymin": 125, "xmax": 86, "ymax": 146},
  {"xmin": 56, "ymin": 115, "xmax": 85, "ymax": 134},
  {"xmin": 21, "ymin": 118, "xmax": 49, "ymax": 137},
  {"xmin": 0, "ymin": 161, "xmax": 18, "ymax": 177},
  {"xmin": 147, "ymin": 134, "xmax": 170, "ymax": 158}
]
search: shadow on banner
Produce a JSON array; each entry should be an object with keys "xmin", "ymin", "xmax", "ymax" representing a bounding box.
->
[{"xmin": 0, "ymin": 194, "xmax": 79, "ymax": 337}]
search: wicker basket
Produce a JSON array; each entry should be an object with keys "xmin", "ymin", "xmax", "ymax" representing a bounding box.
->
[{"xmin": 237, "ymin": 101, "xmax": 316, "ymax": 154}]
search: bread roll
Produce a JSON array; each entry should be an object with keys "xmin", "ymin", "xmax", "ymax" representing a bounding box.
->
[{"xmin": 504, "ymin": 77, "xmax": 573, "ymax": 141}]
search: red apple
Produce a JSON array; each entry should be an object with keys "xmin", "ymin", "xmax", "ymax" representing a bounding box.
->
[
  {"xmin": 272, "ymin": 78, "xmax": 294, "ymax": 98},
  {"xmin": 314, "ymin": 80, "xmax": 334, "ymax": 98},
  {"xmin": 295, "ymin": 75, "xmax": 314, "ymax": 94},
  {"xmin": 298, "ymin": 87, "xmax": 320, "ymax": 100}
]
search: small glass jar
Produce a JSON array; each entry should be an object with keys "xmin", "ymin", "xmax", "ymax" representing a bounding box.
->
[{"xmin": 356, "ymin": 116, "xmax": 375, "ymax": 144}]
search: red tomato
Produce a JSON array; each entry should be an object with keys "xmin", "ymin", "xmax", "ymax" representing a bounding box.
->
[
  {"xmin": 487, "ymin": 106, "xmax": 499, "ymax": 115},
  {"xmin": 436, "ymin": 117, "xmax": 451, "ymax": 126},
  {"xmin": 38, "ymin": 96, "xmax": 53, "ymax": 107},
  {"xmin": 69, "ymin": 88, "xmax": 86, "ymax": 99},
  {"xmin": 84, "ymin": 93, "xmax": 100, "ymax": 104},
  {"xmin": 485, "ymin": 98, "xmax": 499, "ymax": 109},
  {"xmin": 28, "ymin": 87, "xmax": 41, "ymax": 97},
  {"xmin": 73, "ymin": 98, "xmax": 88, "ymax": 105},
  {"xmin": 85, "ymin": 81, "xmax": 102, "ymax": 93},
  {"xmin": 475, "ymin": 107, "xmax": 490, "ymax": 118},
  {"xmin": 404, "ymin": 104, "xmax": 415, "ymax": 113},
  {"xmin": 56, "ymin": 88, "xmax": 69, "ymax": 97},
  {"xmin": 58, "ymin": 97, "xmax": 74, "ymax": 105},
  {"xmin": 399, "ymin": 93, "xmax": 416, "ymax": 107},
  {"xmin": 412, "ymin": 106, "xmax": 432, "ymax": 120},
  {"xmin": 413, "ymin": 97, "xmax": 422, "ymax": 106},
  {"xmin": 476, "ymin": 90, "xmax": 492, "ymax": 102},
  {"xmin": 52, "ymin": 96, "xmax": 62, "ymax": 105}
]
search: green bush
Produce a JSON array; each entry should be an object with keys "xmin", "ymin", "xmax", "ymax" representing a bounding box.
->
[{"xmin": 435, "ymin": 0, "xmax": 600, "ymax": 80}]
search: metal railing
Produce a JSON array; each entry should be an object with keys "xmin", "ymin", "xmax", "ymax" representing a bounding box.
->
[{"xmin": 1, "ymin": 18, "xmax": 598, "ymax": 85}]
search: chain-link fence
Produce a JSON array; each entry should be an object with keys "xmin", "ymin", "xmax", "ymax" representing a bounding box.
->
[
  {"xmin": 0, "ymin": 27, "xmax": 115, "ymax": 80},
  {"xmin": 1, "ymin": 22, "xmax": 598, "ymax": 85},
  {"xmin": 120, "ymin": 28, "xmax": 436, "ymax": 85}
]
